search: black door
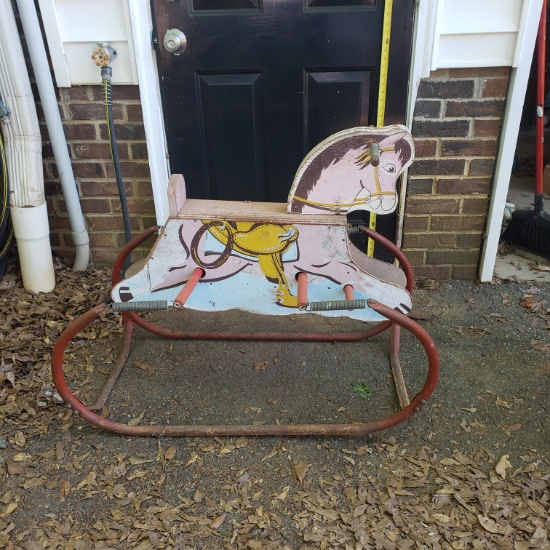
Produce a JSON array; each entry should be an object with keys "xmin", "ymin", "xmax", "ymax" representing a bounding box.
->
[{"xmin": 151, "ymin": 0, "xmax": 413, "ymax": 205}]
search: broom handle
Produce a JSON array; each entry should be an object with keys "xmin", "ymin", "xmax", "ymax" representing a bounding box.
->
[{"xmin": 536, "ymin": 0, "xmax": 547, "ymax": 197}]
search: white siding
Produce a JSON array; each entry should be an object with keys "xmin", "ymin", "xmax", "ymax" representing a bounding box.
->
[
  {"xmin": 38, "ymin": 0, "xmax": 138, "ymax": 87},
  {"xmin": 432, "ymin": 0, "xmax": 525, "ymax": 69}
]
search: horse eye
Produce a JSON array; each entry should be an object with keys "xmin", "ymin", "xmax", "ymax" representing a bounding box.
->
[{"xmin": 382, "ymin": 162, "xmax": 396, "ymax": 173}]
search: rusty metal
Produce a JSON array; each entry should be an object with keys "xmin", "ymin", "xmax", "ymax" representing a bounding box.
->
[
  {"xmin": 173, "ymin": 267, "xmax": 204, "ymax": 308},
  {"xmin": 389, "ymin": 323, "xmax": 410, "ymax": 408},
  {"xmin": 90, "ymin": 316, "xmax": 134, "ymax": 411},
  {"xmin": 297, "ymin": 272, "xmax": 308, "ymax": 309},
  {"xmin": 50, "ymin": 225, "xmax": 439, "ymax": 437},
  {"xmin": 51, "ymin": 300, "xmax": 439, "ymax": 437},
  {"xmin": 112, "ymin": 225, "xmax": 159, "ymax": 286}
]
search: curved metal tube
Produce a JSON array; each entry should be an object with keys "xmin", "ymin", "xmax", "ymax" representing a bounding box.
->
[
  {"xmin": 51, "ymin": 300, "xmax": 439, "ymax": 437},
  {"xmin": 52, "ymin": 225, "xmax": 439, "ymax": 436}
]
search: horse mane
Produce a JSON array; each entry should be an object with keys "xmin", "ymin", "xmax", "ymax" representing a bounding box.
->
[{"xmin": 289, "ymin": 133, "xmax": 412, "ymax": 213}]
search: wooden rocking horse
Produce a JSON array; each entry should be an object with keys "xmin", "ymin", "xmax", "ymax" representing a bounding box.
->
[{"xmin": 52, "ymin": 125, "xmax": 439, "ymax": 437}]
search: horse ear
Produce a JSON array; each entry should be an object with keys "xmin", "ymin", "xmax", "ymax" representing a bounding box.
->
[{"xmin": 379, "ymin": 130, "xmax": 409, "ymax": 148}]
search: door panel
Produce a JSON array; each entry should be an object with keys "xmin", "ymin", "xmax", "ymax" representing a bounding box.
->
[
  {"xmin": 306, "ymin": 70, "xmax": 372, "ymax": 150},
  {"xmin": 151, "ymin": 0, "xmax": 410, "ymax": 197},
  {"xmin": 151, "ymin": 0, "xmax": 413, "ymax": 257},
  {"xmin": 197, "ymin": 72, "xmax": 266, "ymax": 201}
]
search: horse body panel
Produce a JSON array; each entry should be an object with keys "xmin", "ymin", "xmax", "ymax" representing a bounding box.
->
[{"xmin": 112, "ymin": 125, "xmax": 415, "ymax": 322}]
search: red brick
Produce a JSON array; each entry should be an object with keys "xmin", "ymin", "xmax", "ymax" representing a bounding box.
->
[
  {"xmin": 73, "ymin": 142, "xmax": 129, "ymax": 160},
  {"xmin": 409, "ymin": 159, "xmax": 467, "ymax": 177},
  {"xmin": 86, "ymin": 215, "xmax": 140, "ymax": 232},
  {"xmin": 412, "ymin": 265, "xmax": 451, "ymax": 280},
  {"xmin": 99, "ymin": 123, "xmax": 146, "ymax": 141},
  {"xmin": 69, "ymin": 103, "xmax": 124, "ymax": 121},
  {"xmin": 406, "ymin": 197, "xmax": 461, "ymax": 215},
  {"xmin": 80, "ymin": 198, "xmax": 113, "ymax": 214},
  {"xmin": 480, "ymin": 78, "xmax": 509, "ymax": 98},
  {"xmin": 453, "ymin": 265, "xmax": 479, "ymax": 280},
  {"xmin": 117, "ymin": 198, "xmax": 156, "ymax": 215},
  {"xmin": 414, "ymin": 139, "xmax": 438, "ymax": 158},
  {"xmin": 118, "ymin": 161, "xmax": 152, "ymax": 179},
  {"xmin": 440, "ymin": 139, "xmax": 498, "ymax": 158},
  {"xmin": 413, "ymin": 120, "xmax": 470, "ymax": 138},
  {"xmin": 445, "ymin": 100, "xmax": 505, "ymax": 118},
  {"xmin": 60, "ymin": 87, "xmax": 92, "ymax": 101},
  {"xmin": 402, "ymin": 232, "xmax": 456, "ymax": 248},
  {"xmin": 72, "ymin": 162, "xmax": 106, "ymax": 179},
  {"xmin": 431, "ymin": 215, "xmax": 485, "ymax": 231},
  {"xmin": 403, "ymin": 215, "xmax": 430, "ymax": 231},
  {"xmin": 474, "ymin": 119, "xmax": 502, "ymax": 138},
  {"xmin": 457, "ymin": 232, "xmax": 483, "ymax": 248},
  {"xmin": 62, "ymin": 123, "xmax": 98, "ymax": 141},
  {"xmin": 48, "ymin": 215, "xmax": 71, "ymax": 230},
  {"xmin": 449, "ymin": 67, "xmax": 510, "ymax": 78},
  {"xmin": 131, "ymin": 143, "xmax": 149, "ymax": 160},
  {"xmin": 127, "ymin": 104, "xmax": 145, "ymax": 122},
  {"xmin": 135, "ymin": 181, "xmax": 154, "ymax": 197},
  {"xmin": 462, "ymin": 197, "xmax": 489, "ymax": 214},
  {"xmin": 92, "ymin": 85, "xmax": 141, "ymax": 102},
  {"xmin": 407, "ymin": 178, "xmax": 433, "ymax": 195},
  {"xmin": 427, "ymin": 249, "xmax": 480, "ymax": 265},
  {"xmin": 417, "ymin": 79, "xmax": 475, "ymax": 99},
  {"xmin": 401, "ymin": 250, "xmax": 425, "ymax": 266},
  {"xmin": 91, "ymin": 249, "xmax": 119, "ymax": 265},
  {"xmin": 436, "ymin": 177, "xmax": 491, "ymax": 195},
  {"xmin": 413, "ymin": 100, "xmax": 442, "ymax": 119},
  {"xmin": 89, "ymin": 233, "xmax": 116, "ymax": 248},
  {"xmin": 80, "ymin": 180, "xmax": 134, "ymax": 197},
  {"xmin": 469, "ymin": 159, "xmax": 496, "ymax": 176}
]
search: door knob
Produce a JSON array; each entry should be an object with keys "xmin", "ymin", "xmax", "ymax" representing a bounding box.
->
[{"xmin": 163, "ymin": 29, "xmax": 187, "ymax": 55}]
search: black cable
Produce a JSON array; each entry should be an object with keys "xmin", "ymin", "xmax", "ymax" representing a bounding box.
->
[
  {"xmin": 102, "ymin": 66, "xmax": 132, "ymax": 278},
  {"xmin": 0, "ymin": 124, "xmax": 15, "ymax": 280}
]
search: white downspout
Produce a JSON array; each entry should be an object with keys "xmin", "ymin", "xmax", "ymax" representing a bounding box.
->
[
  {"xmin": 0, "ymin": 0, "xmax": 55, "ymax": 292},
  {"xmin": 15, "ymin": 0, "xmax": 90, "ymax": 272}
]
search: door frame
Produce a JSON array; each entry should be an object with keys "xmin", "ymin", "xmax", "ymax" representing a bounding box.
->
[{"xmin": 129, "ymin": 0, "xmax": 427, "ymax": 227}]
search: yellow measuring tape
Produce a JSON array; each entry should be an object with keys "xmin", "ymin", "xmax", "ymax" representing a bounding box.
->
[{"xmin": 368, "ymin": 0, "xmax": 393, "ymax": 257}]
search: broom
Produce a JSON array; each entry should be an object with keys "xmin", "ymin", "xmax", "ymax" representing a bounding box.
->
[{"xmin": 503, "ymin": 0, "xmax": 550, "ymax": 257}]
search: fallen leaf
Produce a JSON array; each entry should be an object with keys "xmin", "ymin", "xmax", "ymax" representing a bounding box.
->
[
  {"xmin": 209, "ymin": 513, "xmax": 226, "ymax": 529},
  {"xmin": 252, "ymin": 361, "xmax": 269, "ymax": 371},
  {"xmin": 499, "ymin": 422, "xmax": 522, "ymax": 437},
  {"xmin": 495, "ymin": 454, "xmax": 512, "ymax": 479},
  {"xmin": 290, "ymin": 461, "xmax": 308, "ymax": 484}
]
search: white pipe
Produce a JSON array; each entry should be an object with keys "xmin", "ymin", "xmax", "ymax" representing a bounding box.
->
[
  {"xmin": 0, "ymin": 0, "xmax": 55, "ymax": 292},
  {"xmin": 15, "ymin": 0, "xmax": 90, "ymax": 272}
]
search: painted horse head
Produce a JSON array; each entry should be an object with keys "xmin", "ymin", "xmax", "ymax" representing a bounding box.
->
[{"xmin": 287, "ymin": 125, "xmax": 414, "ymax": 215}]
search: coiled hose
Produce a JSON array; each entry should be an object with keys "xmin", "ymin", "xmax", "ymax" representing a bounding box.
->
[
  {"xmin": 102, "ymin": 65, "xmax": 132, "ymax": 278},
  {"xmin": 0, "ymin": 126, "xmax": 15, "ymax": 279}
]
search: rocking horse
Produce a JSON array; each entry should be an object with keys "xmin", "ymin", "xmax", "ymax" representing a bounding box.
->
[{"xmin": 51, "ymin": 125, "xmax": 440, "ymax": 437}]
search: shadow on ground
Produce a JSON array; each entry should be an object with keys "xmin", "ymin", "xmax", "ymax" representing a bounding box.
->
[{"xmin": 0, "ymin": 259, "xmax": 548, "ymax": 548}]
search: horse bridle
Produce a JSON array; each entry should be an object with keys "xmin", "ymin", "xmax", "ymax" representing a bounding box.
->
[{"xmin": 292, "ymin": 145, "xmax": 397, "ymax": 212}]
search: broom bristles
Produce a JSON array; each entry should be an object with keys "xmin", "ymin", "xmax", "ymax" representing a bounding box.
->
[{"xmin": 502, "ymin": 209, "xmax": 550, "ymax": 258}]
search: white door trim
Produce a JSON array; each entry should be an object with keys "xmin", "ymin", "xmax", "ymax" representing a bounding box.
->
[
  {"xmin": 128, "ymin": 0, "xmax": 170, "ymax": 225},
  {"xmin": 129, "ymin": 0, "xmax": 432, "ymax": 230},
  {"xmin": 479, "ymin": 0, "xmax": 543, "ymax": 281}
]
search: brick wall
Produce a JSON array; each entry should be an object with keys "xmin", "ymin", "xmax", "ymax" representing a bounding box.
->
[
  {"xmin": 43, "ymin": 68, "xmax": 509, "ymax": 279},
  {"xmin": 403, "ymin": 67, "xmax": 510, "ymax": 280},
  {"xmin": 43, "ymin": 85, "xmax": 156, "ymax": 264}
]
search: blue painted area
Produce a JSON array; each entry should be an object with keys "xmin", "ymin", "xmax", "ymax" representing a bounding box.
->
[{"xmin": 136, "ymin": 270, "xmax": 387, "ymax": 323}]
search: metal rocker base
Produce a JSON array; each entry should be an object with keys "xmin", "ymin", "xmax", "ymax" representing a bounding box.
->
[{"xmin": 51, "ymin": 226, "xmax": 440, "ymax": 437}]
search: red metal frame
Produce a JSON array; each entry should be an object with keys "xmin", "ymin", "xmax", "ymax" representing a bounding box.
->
[{"xmin": 51, "ymin": 226, "xmax": 439, "ymax": 437}]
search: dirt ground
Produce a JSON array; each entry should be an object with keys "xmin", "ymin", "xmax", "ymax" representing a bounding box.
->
[{"xmin": 0, "ymin": 251, "xmax": 549, "ymax": 549}]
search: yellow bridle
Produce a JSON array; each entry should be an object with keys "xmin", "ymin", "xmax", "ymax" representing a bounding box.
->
[{"xmin": 292, "ymin": 146, "xmax": 397, "ymax": 212}]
